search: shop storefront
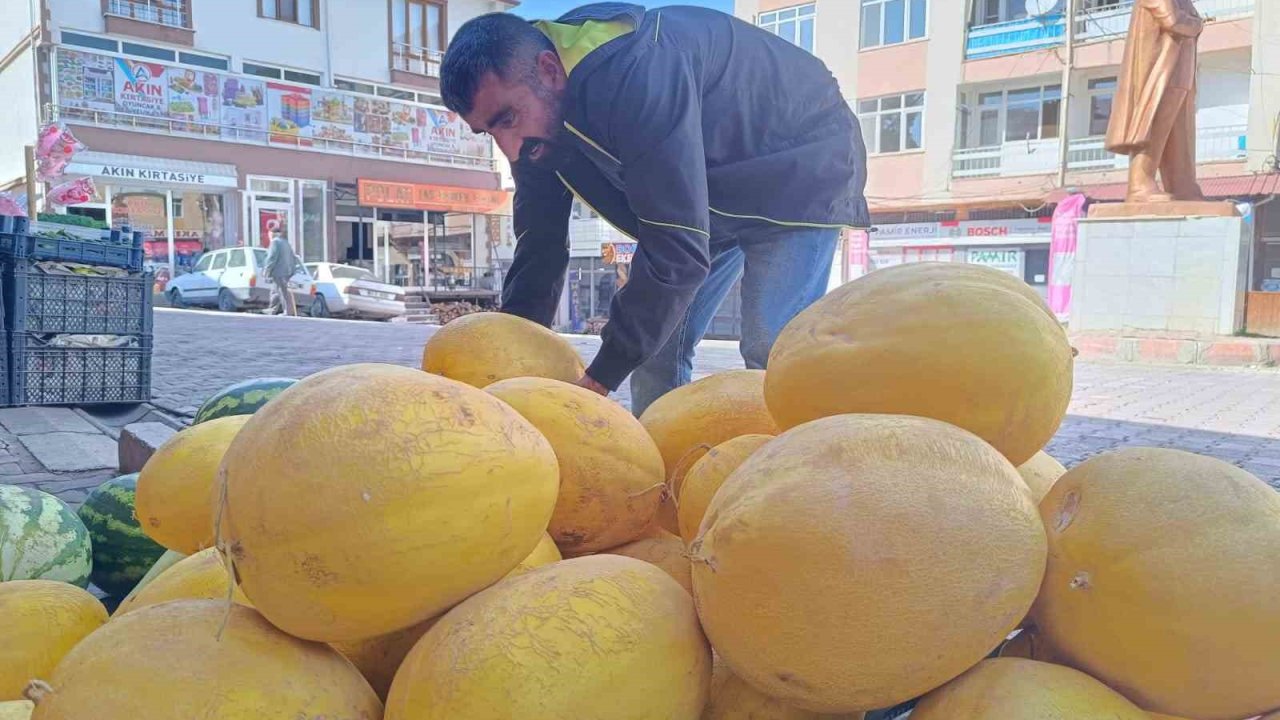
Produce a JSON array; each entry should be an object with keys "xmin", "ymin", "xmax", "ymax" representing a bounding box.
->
[
  {"xmin": 243, "ymin": 176, "xmax": 329, "ymax": 261},
  {"xmin": 64, "ymin": 150, "xmax": 237, "ymax": 288},
  {"xmin": 867, "ymin": 217, "xmax": 1053, "ymax": 297},
  {"xmin": 352, "ymin": 179, "xmax": 510, "ymax": 293}
]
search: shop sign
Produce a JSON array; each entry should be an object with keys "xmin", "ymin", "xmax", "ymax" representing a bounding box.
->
[
  {"xmin": 357, "ymin": 179, "xmax": 509, "ymax": 214},
  {"xmin": 602, "ymin": 242, "xmax": 637, "ymax": 265},
  {"xmin": 66, "ymin": 161, "xmax": 238, "ymax": 187},
  {"xmin": 869, "ymin": 222, "xmax": 940, "ymax": 248},
  {"xmin": 942, "ymin": 218, "xmax": 1052, "ymax": 241},
  {"xmin": 967, "ymin": 248, "xmax": 1023, "ymax": 277}
]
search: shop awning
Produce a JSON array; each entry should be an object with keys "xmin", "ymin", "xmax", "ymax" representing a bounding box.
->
[
  {"xmin": 66, "ymin": 151, "xmax": 239, "ymax": 188},
  {"xmin": 1048, "ymin": 173, "xmax": 1280, "ymax": 203}
]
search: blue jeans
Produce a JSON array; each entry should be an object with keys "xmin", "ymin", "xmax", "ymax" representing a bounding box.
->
[{"xmin": 629, "ymin": 226, "xmax": 840, "ymax": 416}]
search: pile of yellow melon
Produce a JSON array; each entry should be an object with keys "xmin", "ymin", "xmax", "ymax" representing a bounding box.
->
[{"xmin": 2, "ymin": 261, "xmax": 1279, "ymax": 720}]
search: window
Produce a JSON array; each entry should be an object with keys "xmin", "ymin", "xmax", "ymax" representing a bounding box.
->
[
  {"xmin": 178, "ymin": 52, "xmax": 229, "ymax": 71},
  {"xmin": 243, "ymin": 62, "xmax": 282, "ymax": 80},
  {"xmin": 171, "ymin": 198, "xmax": 184, "ymax": 218},
  {"xmin": 757, "ymin": 4, "xmax": 816, "ymax": 53},
  {"xmin": 1088, "ymin": 77, "xmax": 1117, "ymax": 137},
  {"xmin": 377, "ymin": 86, "xmax": 417, "ymax": 101},
  {"xmin": 261, "ymin": 0, "xmax": 318, "ymax": 28},
  {"xmin": 253, "ymin": 249, "xmax": 270, "ymax": 268},
  {"xmin": 975, "ymin": 0, "xmax": 1028, "ymax": 26},
  {"xmin": 194, "ymin": 254, "xmax": 213, "ymax": 272},
  {"xmin": 393, "ymin": 0, "xmax": 446, "ymax": 53},
  {"xmin": 120, "ymin": 41, "xmax": 175, "ymax": 62},
  {"xmin": 858, "ymin": 92, "xmax": 925, "ymax": 154},
  {"xmin": 210, "ymin": 253, "xmax": 227, "ymax": 271},
  {"xmin": 335, "ymin": 78, "xmax": 377, "ymax": 96},
  {"xmin": 61, "ymin": 32, "xmax": 120, "ymax": 52},
  {"xmin": 243, "ymin": 63, "xmax": 321, "ymax": 86},
  {"xmin": 228, "ymin": 249, "xmax": 247, "ymax": 268},
  {"xmin": 962, "ymin": 84, "xmax": 1061, "ymax": 147},
  {"xmin": 861, "ymin": 0, "xmax": 927, "ymax": 49}
]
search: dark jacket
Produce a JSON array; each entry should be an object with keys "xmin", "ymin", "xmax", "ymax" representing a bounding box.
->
[{"xmin": 504, "ymin": 3, "xmax": 869, "ymax": 390}]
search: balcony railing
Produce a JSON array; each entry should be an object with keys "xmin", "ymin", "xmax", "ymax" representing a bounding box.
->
[
  {"xmin": 1066, "ymin": 124, "xmax": 1248, "ymax": 169},
  {"xmin": 106, "ymin": 0, "xmax": 188, "ymax": 29},
  {"xmin": 965, "ymin": 13, "xmax": 1067, "ymax": 60},
  {"xmin": 393, "ymin": 43, "xmax": 445, "ymax": 79},
  {"xmin": 956, "ymin": 124, "xmax": 1247, "ymax": 178},
  {"xmin": 53, "ymin": 106, "xmax": 497, "ymax": 172},
  {"xmin": 1077, "ymin": 0, "xmax": 1255, "ymax": 42},
  {"xmin": 968, "ymin": 0, "xmax": 1254, "ymax": 59}
]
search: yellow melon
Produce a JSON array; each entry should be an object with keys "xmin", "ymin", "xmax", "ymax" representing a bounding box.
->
[
  {"xmin": 1017, "ymin": 451, "xmax": 1067, "ymax": 503},
  {"xmin": 135, "ymin": 415, "xmax": 250, "ymax": 554},
  {"xmin": 1032, "ymin": 448, "xmax": 1280, "ymax": 720},
  {"xmin": 113, "ymin": 547, "xmax": 250, "ymax": 617},
  {"xmin": 607, "ymin": 529, "xmax": 693, "ymax": 594},
  {"xmin": 505, "ymin": 532, "xmax": 561, "ymax": 578},
  {"xmin": 29, "ymin": 600, "xmax": 381, "ymax": 719},
  {"xmin": 1148, "ymin": 715, "xmax": 1193, "ymax": 720},
  {"xmin": 639, "ymin": 369, "xmax": 779, "ymax": 504},
  {"xmin": 385, "ymin": 555, "xmax": 710, "ymax": 720},
  {"xmin": 678, "ymin": 434, "xmax": 773, "ymax": 544},
  {"xmin": 705, "ymin": 656, "xmax": 864, "ymax": 720},
  {"xmin": 332, "ymin": 616, "xmax": 439, "ymax": 701},
  {"xmin": 0, "ymin": 701, "xmax": 32, "ymax": 720},
  {"xmin": 0, "ymin": 581, "xmax": 106, "ymax": 701},
  {"xmin": 692, "ymin": 414, "xmax": 1046, "ymax": 713},
  {"xmin": 487, "ymin": 377, "xmax": 665, "ymax": 554},
  {"xmin": 421, "ymin": 312, "xmax": 585, "ymax": 388},
  {"xmin": 764, "ymin": 262, "xmax": 1072, "ymax": 465},
  {"xmin": 911, "ymin": 658, "xmax": 1149, "ymax": 719},
  {"xmin": 219, "ymin": 364, "xmax": 560, "ymax": 642}
]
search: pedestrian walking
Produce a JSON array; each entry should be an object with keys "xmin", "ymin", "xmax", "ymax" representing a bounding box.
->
[
  {"xmin": 264, "ymin": 228, "xmax": 300, "ymax": 317},
  {"xmin": 440, "ymin": 3, "xmax": 868, "ymax": 415}
]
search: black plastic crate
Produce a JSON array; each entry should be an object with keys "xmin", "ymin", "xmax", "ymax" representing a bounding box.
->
[
  {"xmin": 9, "ymin": 333, "xmax": 151, "ymax": 407},
  {"xmin": 0, "ymin": 215, "xmax": 144, "ymax": 272},
  {"xmin": 3, "ymin": 261, "xmax": 153, "ymax": 335}
]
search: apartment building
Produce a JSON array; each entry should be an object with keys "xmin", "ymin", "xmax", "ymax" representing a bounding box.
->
[
  {"xmin": 735, "ymin": 0, "xmax": 1280, "ymax": 299},
  {"xmin": 0, "ymin": 0, "xmax": 520, "ymax": 293}
]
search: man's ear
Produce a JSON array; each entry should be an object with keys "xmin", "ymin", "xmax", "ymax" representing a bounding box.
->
[{"xmin": 535, "ymin": 50, "xmax": 567, "ymax": 92}]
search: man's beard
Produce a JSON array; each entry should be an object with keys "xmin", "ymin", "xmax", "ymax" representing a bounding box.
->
[{"xmin": 518, "ymin": 84, "xmax": 571, "ymax": 170}]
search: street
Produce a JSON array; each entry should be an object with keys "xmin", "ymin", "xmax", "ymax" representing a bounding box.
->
[{"xmin": 151, "ymin": 308, "xmax": 1280, "ymax": 489}]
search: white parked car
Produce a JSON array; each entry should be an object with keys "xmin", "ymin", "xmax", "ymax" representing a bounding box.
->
[
  {"xmin": 304, "ymin": 263, "xmax": 406, "ymax": 320},
  {"xmin": 166, "ymin": 247, "xmax": 313, "ymax": 313}
]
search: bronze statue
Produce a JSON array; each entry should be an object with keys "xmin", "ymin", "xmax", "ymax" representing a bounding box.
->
[{"xmin": 1105, "ymin": 0, "xmax": 1205, "ymax": 203}]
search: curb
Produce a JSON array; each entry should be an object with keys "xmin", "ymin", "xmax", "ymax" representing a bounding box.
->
[{"xmin": 1071, "ymin": 333, "xmax": 1280, "ymax": 367}]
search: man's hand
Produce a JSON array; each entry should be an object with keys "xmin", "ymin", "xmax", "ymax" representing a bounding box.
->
[{"xmin": 575, "ymin": 374, "xmax": 610, "ymax": 397}]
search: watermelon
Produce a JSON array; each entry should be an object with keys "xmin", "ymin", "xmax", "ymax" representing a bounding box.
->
[
  {"xmin": 193, "ymin": 377, "xmax": 298, "ymax": 424},
  {"xmin": 77, "ymin": 473, "xmax": 167, "ymax": 597},
  {"xmin": 0, "ymin": 485, "xmax": 92, "ymax": 587}
]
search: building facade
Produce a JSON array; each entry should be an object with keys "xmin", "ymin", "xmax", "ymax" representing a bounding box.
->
[
  {"xmin": 734, "ymin": 0, "xmax": 1278, "ymax": 303},
  {"xmin": 0, "ymin": 0, "xmax": 518, "ymax": 293}
]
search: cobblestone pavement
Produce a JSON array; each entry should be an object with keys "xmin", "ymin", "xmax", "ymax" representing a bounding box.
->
[{"xmin": 151, "ymin": 308, "xmax": 1280, "ymax": 488}]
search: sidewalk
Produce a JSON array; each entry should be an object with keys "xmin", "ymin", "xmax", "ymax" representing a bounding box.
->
[{"xmin": 1073, "ymin": 331, "xmax": 1280, "ymax": 367}]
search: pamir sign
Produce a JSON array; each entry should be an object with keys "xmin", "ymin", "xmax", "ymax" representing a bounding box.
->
[{"xmin": 66, "ymin": 162, "xmax": 238, "ymax": 188}]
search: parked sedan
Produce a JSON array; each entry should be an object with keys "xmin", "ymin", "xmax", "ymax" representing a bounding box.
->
[
  {"xmin": 304, "ymin": 263, "xmax": 406, "ymax": 320},
  {"xmin": 166, "ymin": 247, "xmax": 313, "ymax": 313}
]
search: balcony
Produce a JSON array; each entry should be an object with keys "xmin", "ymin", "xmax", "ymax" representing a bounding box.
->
[
  {"xmin": 1077, "ymin": 0, "xmax": 1255, "ymax": 42},
  {"xmin": 1066, "ymin": 124, "xmax": 1248, "ymax": 169},
  {"xmin": 106, "ymin": 0, "xmax": 188, "ymax": 29},
  {"xmin": 393, "ymin": 43, "xmax": 444, "ymax": 79},
  {"xmin": 965, "ymin": 13, "xmax": 1067, "ymax": 61},
  {"xmin": 967, "ymin": 0, "xmax": 1254, "ymax": 60},
  {"xmin": 954, "ymin": 124, "xmax": 1247, "ymax": 178}
]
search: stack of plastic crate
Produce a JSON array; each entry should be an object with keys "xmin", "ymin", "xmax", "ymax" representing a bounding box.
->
[{"xmin": 0, "ymin": 215, "xmax": 152, "ymax": 407}]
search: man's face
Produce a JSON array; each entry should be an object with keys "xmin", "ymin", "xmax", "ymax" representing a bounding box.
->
[{"xmin": 463, "ymin": 51, "xmax": 569, "ymax": 169}]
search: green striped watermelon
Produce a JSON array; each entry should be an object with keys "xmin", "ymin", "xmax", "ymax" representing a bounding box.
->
[
  {"xmin": 193, "ymin": 377, "xmax": 298, "ymax": 424},
  {"xmin": 0, "ymin": 485, "xmax": 92, "ymax": 587},
  {"xmin": 77, "ymin": 473, "xmax": 166, "ymax": 597}
]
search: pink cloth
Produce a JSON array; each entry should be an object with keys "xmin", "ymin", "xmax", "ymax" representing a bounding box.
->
[{"xmin": 1048, "ymin": 193, "xmax": 1088, "ymax": 320}]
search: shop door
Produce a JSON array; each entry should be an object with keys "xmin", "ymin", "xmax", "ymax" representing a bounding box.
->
[
  {"xmin": 373, "ymin": 220, "xmax": 393, "ymax": 284},
  {"xmin": 252, "ymin": 200, "xmax": 294, "ymax": 249}
]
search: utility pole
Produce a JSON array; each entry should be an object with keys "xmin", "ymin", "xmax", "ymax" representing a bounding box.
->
[{"xmin": 1056, "ymin": 0, "xmax": 1079, "ymax": 188}]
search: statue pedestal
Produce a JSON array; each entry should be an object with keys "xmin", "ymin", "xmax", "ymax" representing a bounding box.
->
[
  {"xmin": 1087, "ymin": 201, "xmax": 1239, "ymax": 219},
  {"xmin": 1070, "ymin": 214, "xmax": 1249, "ymax": 336}
]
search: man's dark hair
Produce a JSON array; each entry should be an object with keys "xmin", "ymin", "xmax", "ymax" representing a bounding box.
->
[{"xmin": 441, "ymin": 13, "xmax": 555, "ymax": 116}]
